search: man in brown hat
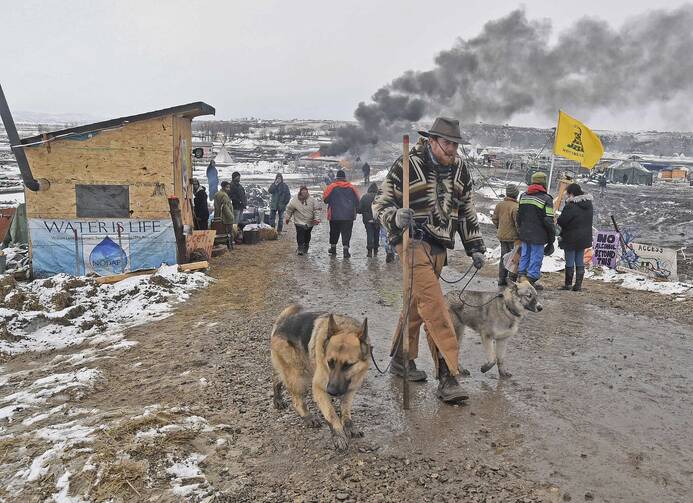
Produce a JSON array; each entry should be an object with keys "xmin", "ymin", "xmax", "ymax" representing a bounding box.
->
[{"xmin": 373, "ymin": 117, "xmax": 486, "ymax": 404}]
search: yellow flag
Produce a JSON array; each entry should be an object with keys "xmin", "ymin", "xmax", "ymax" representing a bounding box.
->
[{"xmin": 553, "ymin": 111, "xmax": 604, "ymax": 169}]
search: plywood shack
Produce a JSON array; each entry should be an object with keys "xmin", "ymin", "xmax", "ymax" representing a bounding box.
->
[{"xmin": 19, "ymin": 102, "xmax": 215, "ymax": 277}]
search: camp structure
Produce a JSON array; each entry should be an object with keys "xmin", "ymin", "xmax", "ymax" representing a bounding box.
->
[
  {"xmin": 213, "ymin": 144, "xmax": 233, "ymax": 166},
  {"xmin": 605, "ymin": 158, "xmax": 654, "ymax": 186},
  {"xmin": 16, "ymin": 102, "xmax": 215, "ymax": 277}
]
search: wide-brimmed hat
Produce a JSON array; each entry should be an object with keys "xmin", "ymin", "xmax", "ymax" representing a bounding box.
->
[{"xmin": 418, "ymin": 117, "xmax": 465, "ymax": 144}]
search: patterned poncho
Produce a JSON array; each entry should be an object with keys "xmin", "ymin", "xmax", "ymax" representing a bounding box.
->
[{"xmin": 373, "ymin": 138, "xmax": 485, "ymax": 255}]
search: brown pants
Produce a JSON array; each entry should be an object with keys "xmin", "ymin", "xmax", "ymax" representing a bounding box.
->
[{"xmin": 390, "ymin": 241, "xmax": 460, "ymax": 377}]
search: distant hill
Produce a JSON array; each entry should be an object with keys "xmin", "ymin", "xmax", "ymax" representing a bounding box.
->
[
  {"xmin": 459, "ymin": 123, "xmax": 693, "ymax": 157},
  {"xmin": 11, "ymin": 110, "xmax": 103, "ymax": 125}
]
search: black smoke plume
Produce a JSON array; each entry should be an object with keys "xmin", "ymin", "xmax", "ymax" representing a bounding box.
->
[{"xmin": 321, "ymin": 6, "xmax": 693, "ymax": 155}]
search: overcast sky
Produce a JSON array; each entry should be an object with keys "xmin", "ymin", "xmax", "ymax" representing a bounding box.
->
[{"xmin": 1, "ymin": 0, "xmax": 692, "ymax": 130}]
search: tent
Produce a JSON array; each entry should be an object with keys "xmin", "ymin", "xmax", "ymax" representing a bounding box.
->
[
  {"xmin": 606, "ymin": 159, "xmax": 653, "ymax": 186},
  {"xmin": 214, "ymin": 145, "xmax": 233, "ymax": 166}
]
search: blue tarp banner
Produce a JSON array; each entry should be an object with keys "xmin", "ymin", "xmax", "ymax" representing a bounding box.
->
[{"xmin": 29, "ymin": 218, "xmax": 177, "ymax": 278}]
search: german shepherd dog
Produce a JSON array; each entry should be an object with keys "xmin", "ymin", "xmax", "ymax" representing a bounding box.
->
[
  {"xmin": 270, "ymin": 304, "xmax": 370, "ymax": 450},
  {"xmin": 445, "ymin": 280, "xmax": 542, "ymax": 378}
]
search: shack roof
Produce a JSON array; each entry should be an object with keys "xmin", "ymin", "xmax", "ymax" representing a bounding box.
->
[
  {"xmin": 20, "ymin": 101, "xmax": 215, "ymax": 146},
  {"xmin": 607, "ymin": 159, "xmax": 651, "ymax": 174}
]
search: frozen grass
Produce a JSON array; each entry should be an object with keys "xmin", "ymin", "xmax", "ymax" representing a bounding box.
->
[{"xmin": 0, "ymin": 265, "xmax": 211, "ymax": 355}]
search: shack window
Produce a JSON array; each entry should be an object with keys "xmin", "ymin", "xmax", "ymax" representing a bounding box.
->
[{"xmin": 76, "ymin": 185, "xmax": 130, "ymax": 218}]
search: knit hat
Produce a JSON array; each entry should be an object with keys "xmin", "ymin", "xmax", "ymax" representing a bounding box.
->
[
  {"xmin": 336, "ymin": 169, "xmax": 346, "ymax": 180},
  {"xmin": 505, "ymin": 184, "xmax": 519, "ymax": 198},
  {"xmin": 531, "ymin": 172, "xmax": 547, "ymax": 185}
]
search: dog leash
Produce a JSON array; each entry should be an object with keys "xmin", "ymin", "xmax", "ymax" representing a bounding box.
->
[
  {"xmin": 369, "ymin": 344, "xmax": 393, "ymax": 374},
  {"xmin": 416, "ymin": 229, "xmax": 478, "ymax": 287},
  {"xmin": 456, "ymin": 292, "xmax": 504, "ymax": 309}
]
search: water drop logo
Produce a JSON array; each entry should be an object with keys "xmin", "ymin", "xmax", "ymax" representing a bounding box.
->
[{"xmin": 89, "ymin": 236, "xmax": 128, "ymax": 275}]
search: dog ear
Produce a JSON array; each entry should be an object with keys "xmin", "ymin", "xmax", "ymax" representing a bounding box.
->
[
  {"xmin": 359, "ymin": 318, "xmax": 370, "ymax": 359},
  {"xmin": 359, "ymin": 318, "xmax": 368, "ymax": 341},
  {"xmin": 323, "ymin": 314, "xmax": 338, "ymax": 354},
  {"xmin": 326, "ymin": 314, "xmax": 338, "ymax": 338}
]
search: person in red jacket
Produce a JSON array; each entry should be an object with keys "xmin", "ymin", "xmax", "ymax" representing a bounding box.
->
[{"xmin": 323, "ymin": 170, "xmax": 360, "ymax": 258}]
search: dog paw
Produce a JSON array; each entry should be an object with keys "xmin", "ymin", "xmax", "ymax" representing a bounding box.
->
[
  {"xmin": 459, "ymin": 367, "xmax": 471, "ymax": 377},
  {"xmin": 303, "ymin": 414, "xmax": 322, "ymax": 428},
  {"xmin": 331, "ymin": 431, "xmax": 349, "ymax": 451},
  {"xmin": 344, "ymin": 420, "xmax": 364, "ymax": 439},
  {"xmin": 498, "ymin": 369, "xmax": 513, "ymax": 379},
  {"xmin": 273, "ymin": 398, "xmax": 288, "ymax": 410},
  {"xmin": 480, "ymin": 361, "xmax": 497, "ymax": 373}
]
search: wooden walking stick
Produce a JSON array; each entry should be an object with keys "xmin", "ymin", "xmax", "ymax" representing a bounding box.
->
[{"xmin": 401, "ymin": 135, "xmax": 411, "ymax": 410}]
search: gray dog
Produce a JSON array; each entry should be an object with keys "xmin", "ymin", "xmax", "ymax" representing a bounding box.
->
[{"xmin": 445, "ymin": 280, "xmax": 542, "ymax": 378}]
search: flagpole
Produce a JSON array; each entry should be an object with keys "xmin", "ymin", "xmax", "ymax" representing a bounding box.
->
[
  {"xmin": 547, "ymin": 111, "xmax": 559, "ymax": 193},
  {"xmin": 547, "ymin": 153, "xmax": 555, "ymax": 194}
]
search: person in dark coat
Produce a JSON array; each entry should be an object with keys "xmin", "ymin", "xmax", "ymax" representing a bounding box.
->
[
  {"xmin": 228, "ymin": 172, "xmax": 247, "ymax": 224},
  {"xmin": 323, "ymin": 169, "xmax": 360, "ymax": 258},
  {"xmin": 357, "ymin": 182, "xmax": 380, "ymax": 257},
  {"xmin": 192, "ymin": 178, "xmax": 209, "ymax": 230},
  {"xmin": 557, "ymin": 183, "xmax": 594, "ymax": 291},
  {"xmin": 268, "ymin": 173, "xmax": 291, "ymax": 232},
  {"xmin": 361, "ymin": 162, "xmax": 371, "ymax": 184},
  {"xmin": 517, "ymin": 171, "xmax": 555, "ymax": 290}
]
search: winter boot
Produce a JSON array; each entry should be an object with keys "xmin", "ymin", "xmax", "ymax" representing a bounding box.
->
[
  {"xmin": 343, "ymin": 246, "xmax": 351, "ymax": 258},
  {"xmin": 385, "ymin": 252, "xmax": 395, "ymax": 263},
  {"xmin": 389, "ymin": 355, "xmax": 427, "ymax": 382},
  {"xmin": 573, "ymin": 266, "xmax": 585, "ymax": 291},
  {"xmin": 366, "ymin": 248, "xmax": 373, "ymax": 258},
  {"xmin": 328, "ymin": 245, "xmax": 337, "ymax": 255},
  {"xmin": 373, "ymin": 247, "xmax": 379, "ymax": 256},
  {"xmin": 436, "ymin": 358, "xmax": 469, "ymax": 404},
  {"xmin": 560, "ymin": 267, "xmax": 574, "ymax": 290}
]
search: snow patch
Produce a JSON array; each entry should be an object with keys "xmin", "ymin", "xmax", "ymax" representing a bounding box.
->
[
  {"xmin": 0, "ymin": 265, "xmax": 211, "ymax": 355},
  {"xmin": 166, "ymin": 453, "xmax": 210, "ymax": 498},
  {"xmin": 135, "ymin": 413, "xmax": 213, "ymax": 441},
  {"xmin": 476, "ymin": 213, "xmax": 494, "ymax": 225},
  {"xmin": 486, "ymin": 242, "xmax": 565, "ymax": 273},
  {"xmin": 52, "ymin": 471, "xmax": 88, "ymax": 503},
  {"xmin": 1, "ymin": 368, "xmax": 101, "ymax": 422},
  {"xmin": 588, "ymin": 267, "xmax": 693, "ymax": 296}
]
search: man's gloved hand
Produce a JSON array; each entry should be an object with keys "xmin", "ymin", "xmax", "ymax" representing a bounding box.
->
[
  {"xmin": 395, "ymin": 208, "xmax": 414, "ymax": 230},
  {"xmin": 472, "ymin": 251, "xmax": 486, "ymax": 269},
  {"xmin": 544, "ymin": 242, "xmax": 555, "ymax": 256}
]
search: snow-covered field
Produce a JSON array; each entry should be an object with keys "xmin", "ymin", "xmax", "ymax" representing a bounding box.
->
[
  {"xmin": 1, "ymin": 263, "xmax": 211, "ymax": 355},
  {"xmin": 0, "ymin": 263, "xmax": 213, "ymax": 500}
]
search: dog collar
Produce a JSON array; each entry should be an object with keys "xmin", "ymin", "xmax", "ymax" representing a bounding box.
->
[{"xmin": 505, "ymin": 299, "xmax": 523, "ymax": 317}]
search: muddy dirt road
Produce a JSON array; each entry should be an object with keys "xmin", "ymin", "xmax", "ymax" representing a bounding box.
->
[{"xmin": 1, "ymin": 203, "xmax": 692, "ymax": 502}]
